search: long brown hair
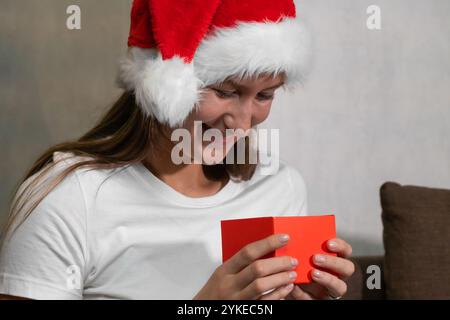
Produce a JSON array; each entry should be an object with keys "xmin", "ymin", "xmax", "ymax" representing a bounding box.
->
[{"xmin": 3, "ymin": 91, "xmax": 257, "ymax": 239}]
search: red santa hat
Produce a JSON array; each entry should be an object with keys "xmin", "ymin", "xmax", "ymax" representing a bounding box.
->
[{"xmin": 118, "ymin": 0, "xmax": 311, "ymax": 128}]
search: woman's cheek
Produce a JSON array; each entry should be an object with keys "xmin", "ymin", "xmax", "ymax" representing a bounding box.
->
[
  {"xmin": 198, "ymin": 108, "xmax": 229, "ymax": 125},
  {"xmin": 252, "ymin": 103, "xmax": 272, "ymax": 125}
]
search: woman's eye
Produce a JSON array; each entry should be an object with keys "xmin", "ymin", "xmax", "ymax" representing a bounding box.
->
[
  {"xmin": 211, "ymin": 88, "xmax": 274, "ymax": 101},
  {"xmin": 213, "ymin": 89, "xmax": 236, "ymax": 99},
  {"xmin": 256, "ymin": 93, "xmax": 275, "ymax": 101}
]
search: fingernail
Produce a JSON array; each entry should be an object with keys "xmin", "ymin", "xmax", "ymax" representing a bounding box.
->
[
  {"xmin": 314, "ymin": 255, "xmax": 326, "ymax": 263},
  {"xmin": 291, "ymin": 258, "xmax": 298, "ymax": 266},
  {"xmin": 279, "ymin": 234, "xmax": 290, "ymax": 243},
  {"xmin": 328, "ymin": 241, "xmax": 338, "ymax": 250},
  {"xmin": 313, "ymin": 270, "xmax": 322, "ymax": 278},
  {"xmin": 289, "ymin": 271, "xmax": 297, "ymax": 279},
  {"xmin": 285, "ymin": 283, "xmax": 294, "ymax": 291}
]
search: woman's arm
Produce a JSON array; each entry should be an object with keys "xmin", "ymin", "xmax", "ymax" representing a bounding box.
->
[{"xmin": 0, "ymin": 169, "xmax": 88, "ymax": 300}]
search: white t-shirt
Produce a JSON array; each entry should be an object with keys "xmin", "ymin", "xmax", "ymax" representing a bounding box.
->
[{"xmin": 0, "ymin": 151, "xmax": 307, "ymax": 300}]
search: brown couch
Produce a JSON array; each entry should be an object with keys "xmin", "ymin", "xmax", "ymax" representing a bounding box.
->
[{"xmin": 343, "ymin": 182, "xmax": 450, "ymax": 300}]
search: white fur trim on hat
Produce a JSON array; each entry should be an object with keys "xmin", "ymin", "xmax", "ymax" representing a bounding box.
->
[
  {"xmin": 118, "ymin": 48, "xmax": 203, "ymax": 128},
  {"xmin": 195, "ymin": 17, "xmax": 311, "ymax": 88}
]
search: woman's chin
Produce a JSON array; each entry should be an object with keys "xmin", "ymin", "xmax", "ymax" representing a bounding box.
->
[{"xmin": 201, "ymin": 142, "xmax": 236, "ymax": 165}]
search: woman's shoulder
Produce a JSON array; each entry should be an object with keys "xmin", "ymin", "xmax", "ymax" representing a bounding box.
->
[
  {"xmin": 4, "ymin": 153, "xmax": 92, "ymax": 248},
  {"xmin": 12, "ymin": 152, "xmax": 129, "ymax": 221},
  {"xmin": 5, "ymin": 151, "xmax": 138, "ymax": 247},
  {"xmin": 49, "ymin": 151, "xmax": 139, "ymax": 205},
  {"xmin": 51, "ymin": 151, "xmax": 122, "ymax": 184}
]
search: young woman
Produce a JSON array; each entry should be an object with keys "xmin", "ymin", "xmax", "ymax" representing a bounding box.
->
[{"xmin": 0, "ymin": 0, "xmax": 354, "ymax": 300}]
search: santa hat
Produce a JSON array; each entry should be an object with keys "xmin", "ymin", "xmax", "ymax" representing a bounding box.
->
[{"xmin": 118, "ymin": 0, "xmax": 311, "ymax": 128}]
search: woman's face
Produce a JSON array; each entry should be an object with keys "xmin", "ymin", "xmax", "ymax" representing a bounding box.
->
[{"xmin": 177, "ymin": 73, "xmax": 286, "ymax": 164}]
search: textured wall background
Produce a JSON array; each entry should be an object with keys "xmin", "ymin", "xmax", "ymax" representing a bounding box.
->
[{"xmin": 1, "ymin": 0, "xmax": 449, "ymax": 255}]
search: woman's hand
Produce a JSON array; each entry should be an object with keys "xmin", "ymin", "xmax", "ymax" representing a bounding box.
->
[
  {"xmin": 193, "ymin": 234, "xmax": 298, "ymax": 300},
  {"xmin": 286, "ymin": 238, "xmax": 355, "ymax": 300}
]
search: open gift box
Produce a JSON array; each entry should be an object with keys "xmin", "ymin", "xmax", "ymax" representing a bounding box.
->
[{"xmin": 221, "ymin": 215, "xmax": 337, "ymax": 284}]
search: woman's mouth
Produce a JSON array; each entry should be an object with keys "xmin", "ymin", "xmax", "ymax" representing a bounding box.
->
[
  {"xmin": 201, "ymin": 122, "xmax": 211, "ymax": 133},
  {"xmin": 201, "ymin": 122, "xmax": 237, "ymax": 147}
]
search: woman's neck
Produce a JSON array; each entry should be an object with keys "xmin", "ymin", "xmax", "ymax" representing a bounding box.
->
[{"xmin": 142, "ymin": 139, "xmax": 229, "ymax": 198}]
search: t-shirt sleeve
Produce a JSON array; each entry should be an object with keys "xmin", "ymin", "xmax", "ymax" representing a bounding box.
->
[
  {"xmin": 287, "ymin": 165, "xmax": 308, "ymax": 216},
  {"xmin": 0, "ymin": 159, "xmax": 88, "ymax": 300}
]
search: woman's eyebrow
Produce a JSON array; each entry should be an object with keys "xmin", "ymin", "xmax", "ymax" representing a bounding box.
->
[
  {"xmin": 263, "ymin": 82, "xmax": 285, "ymax": 90},
  {"xmin": 225, "ymin": 80, "xmax": 285, "ymax": 90}
]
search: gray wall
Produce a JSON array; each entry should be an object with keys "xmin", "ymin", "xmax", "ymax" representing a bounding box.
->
[
  {"xmin": 0, "ymin": 0, "xmax": 130, "ymax": 227},
  {"xmin": 1, "ymin": 0, "xmax": 449, "ymax": 255}
]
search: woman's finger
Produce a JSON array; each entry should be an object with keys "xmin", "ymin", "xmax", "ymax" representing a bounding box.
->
[
  {"xmin": 259, "ymin": 283, "xmax": 294, "ymax": 300},
  {"xmin": 311, "ymin": 269, "xmax": 347, "ymax": 299},
  {"xmin": 312, "ymin": 254, "xmax": 355, "ymax": 279},
  {"xmin": 235, "ymin": 255, "xmax": 297, "ymax": 289},
  {"xmin": 288, "ymin": 284, "xmax": 314, "ymax": 300},
  {"xmin": 238, "ymin": 269, "xmax": 297, "ymax": 300},
  {"xmin": 224, "ymin": 233, "xmax": 290, "ymax": 274},
  {"xmin": 327, "ymin": 238, "xmax": 353, "ymax": 258}
]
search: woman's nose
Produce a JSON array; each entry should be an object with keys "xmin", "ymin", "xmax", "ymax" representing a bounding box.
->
[{"xmin": 227, "ymin": 99, "xmax": 253, "ymax": 132}]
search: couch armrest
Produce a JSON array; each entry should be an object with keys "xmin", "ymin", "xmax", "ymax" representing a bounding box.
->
[{"xmin": 343, "ymin": 256, "xmax": 385, "ymax": 300}]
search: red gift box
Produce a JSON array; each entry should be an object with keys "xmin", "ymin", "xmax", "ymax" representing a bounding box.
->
[{"xmin": 221, "ymin": 215, "xmax": 337, "ymax": 284}]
